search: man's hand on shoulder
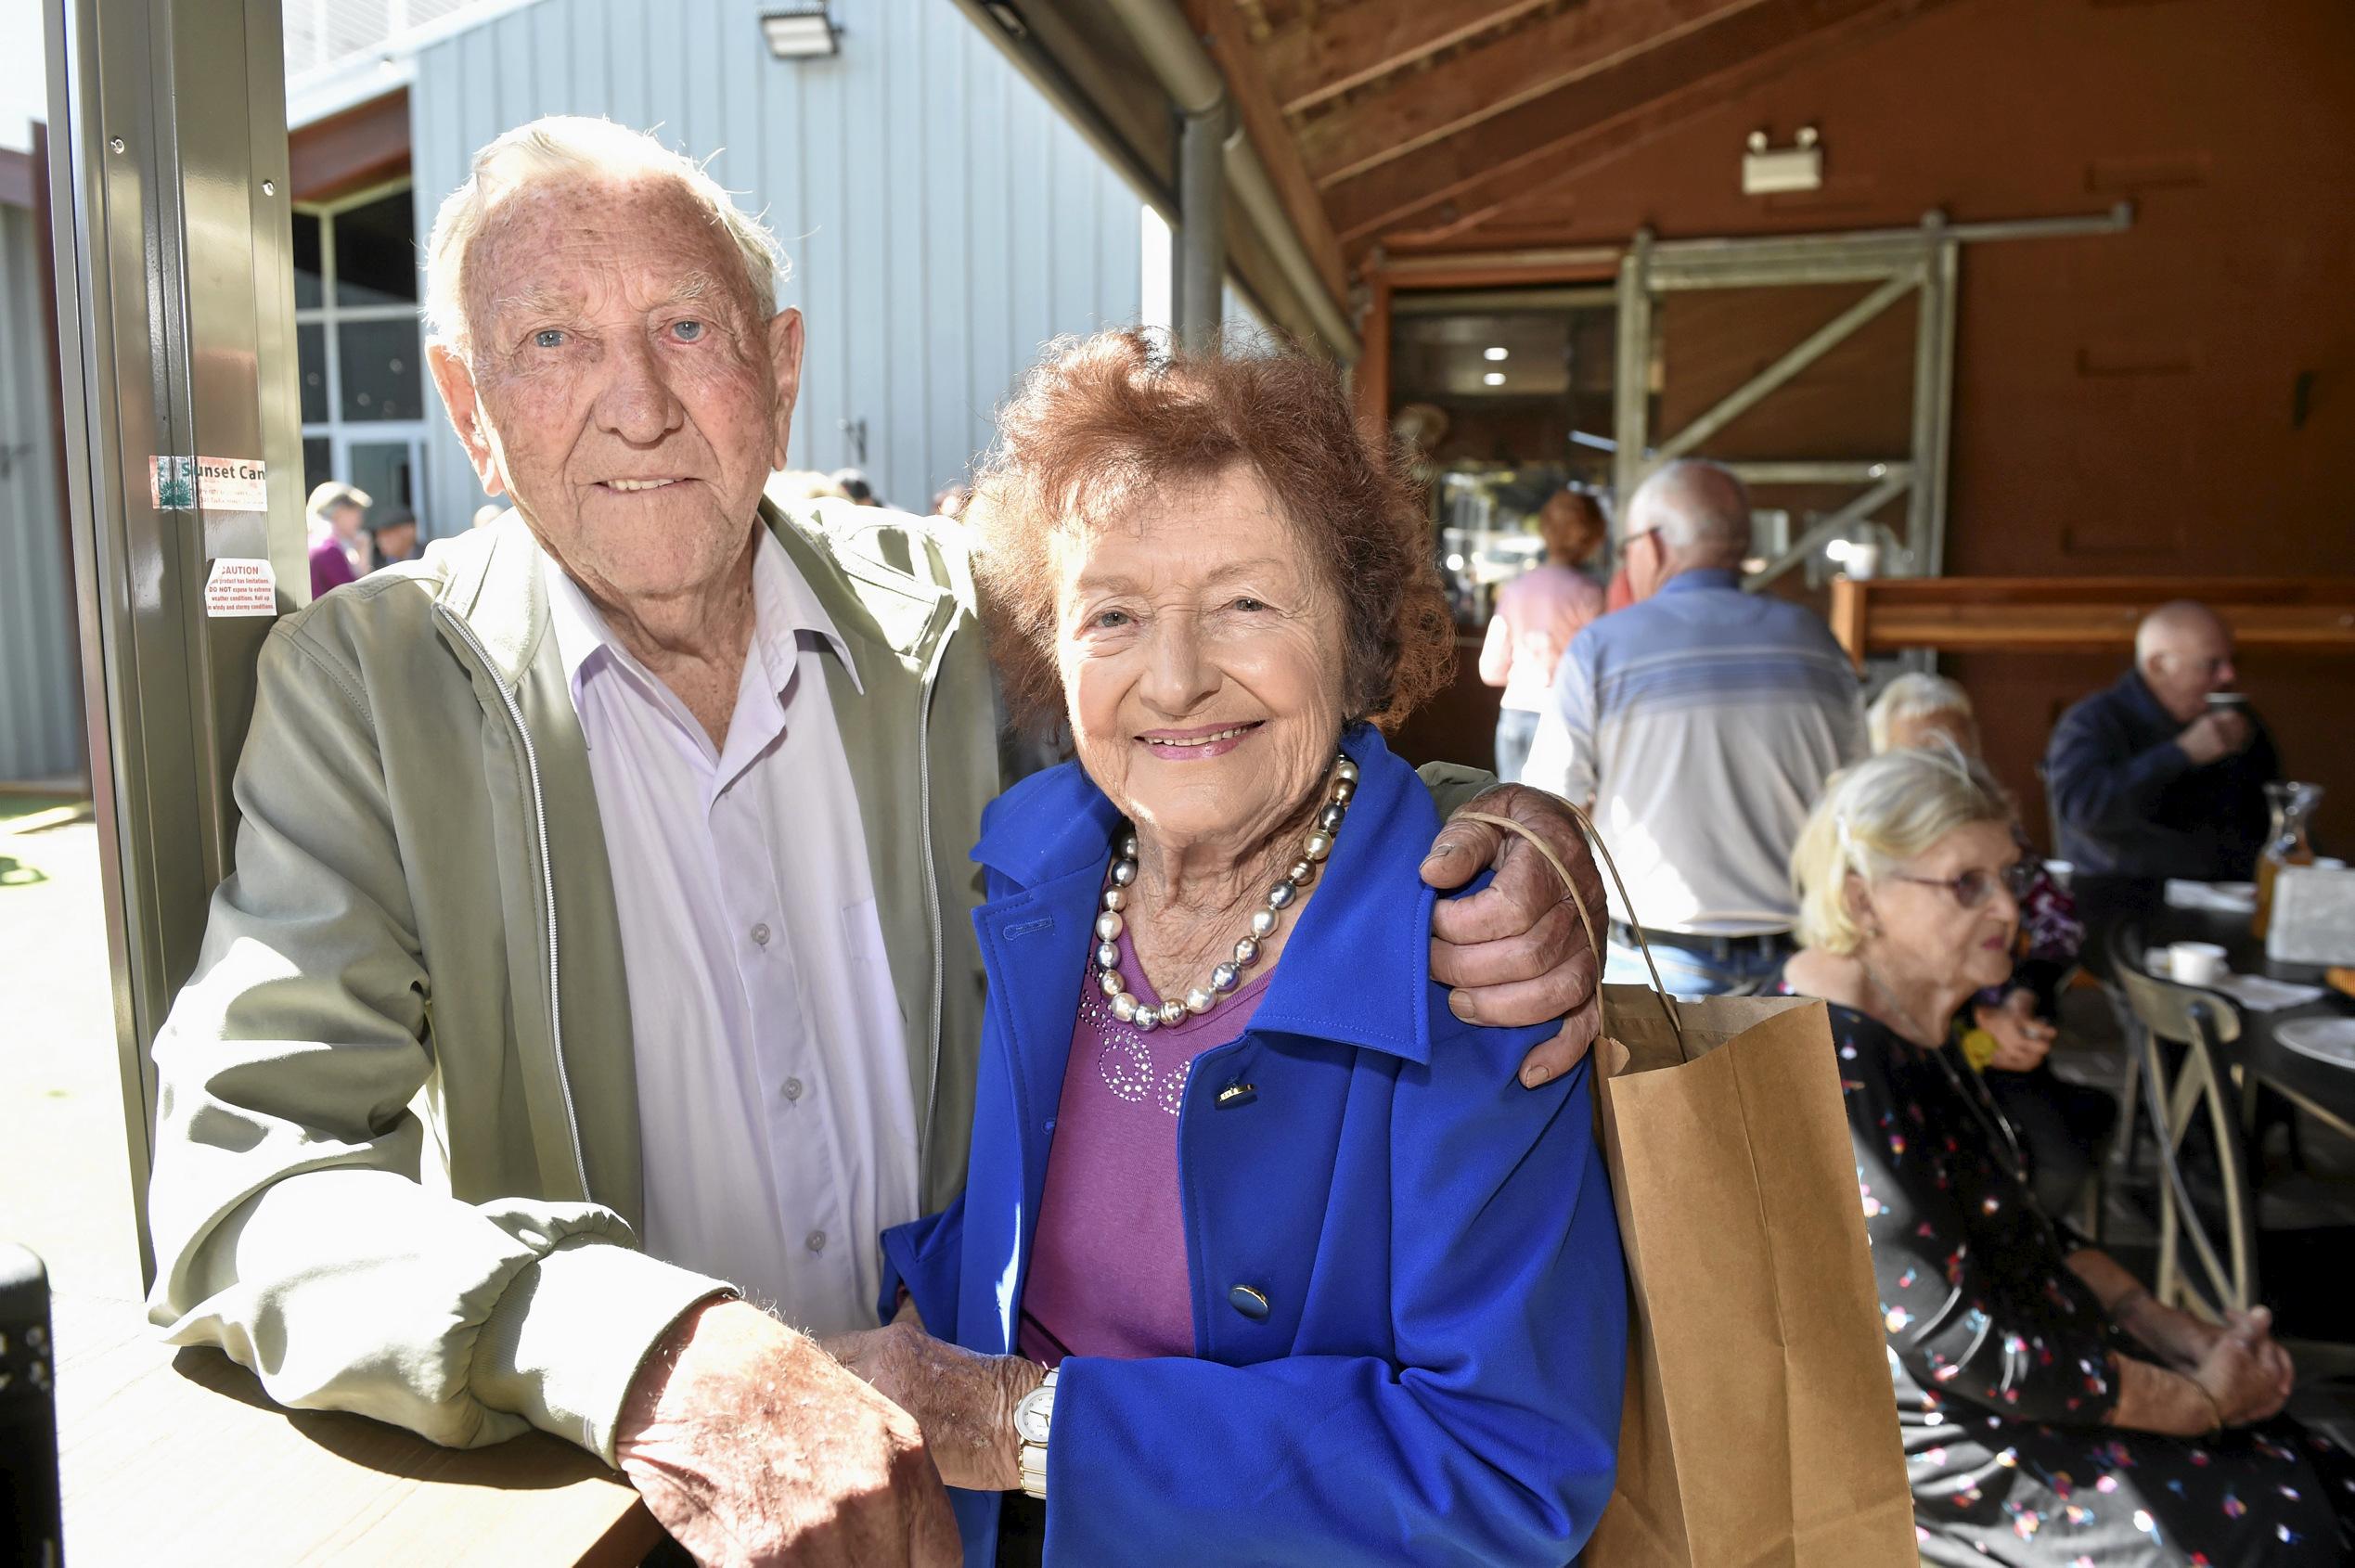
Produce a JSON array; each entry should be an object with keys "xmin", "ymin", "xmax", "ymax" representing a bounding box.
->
[
  {"xmin": 615, "ymin": 1298, "xmax": 959, "ymax": 1568},
  {"xmin": 1421, "ymin": 783, "xmax": 1607, "ymax": 1087}
]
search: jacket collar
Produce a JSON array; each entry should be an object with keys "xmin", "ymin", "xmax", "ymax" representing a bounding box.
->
[
  {"xmin": 1657, "ymin": 566, "xmax": 1742, "ymax": 598},
  {"xmin": 974, "ymin": 724, "xmax": 1439, "ymax": 1063},
  {"xmin": 431, "ymin": 495, "xmax": 953, "ymax": 690},
  {"xmin": 2115, "ymin": 666, "xmax": 2174, "ymax": 732}
]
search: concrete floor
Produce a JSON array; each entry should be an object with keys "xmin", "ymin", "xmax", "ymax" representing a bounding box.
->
[{"xmin": 0, "ymin": 814, "xmax": 146, "ymax": 1301}]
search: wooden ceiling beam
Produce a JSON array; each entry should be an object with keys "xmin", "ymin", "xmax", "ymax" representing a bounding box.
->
[
  {"xmin": 1259, "ymin": 0, "xmax": 1555, "ymax": 117},
  {"xmin": 1187, "ymin": 0, "xmax": 1352, "ymax": 305},
  {"xmin": 1297, "ymin": 0, "xmax": 1767, "ymax": 188},
  {"xmin": 1326, "ymin": 0, "xmax": 1960, "ymax": 251}
]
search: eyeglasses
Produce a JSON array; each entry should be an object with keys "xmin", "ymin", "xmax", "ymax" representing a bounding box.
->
[{"xmin": 1888, "ymin": 861, "xmax": 2035, "ymax": 909}]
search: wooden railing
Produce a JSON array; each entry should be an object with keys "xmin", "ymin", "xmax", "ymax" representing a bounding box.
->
[{"xmin": 1826, "ymin": 577, "xmax": 2355, "ymax": 668}]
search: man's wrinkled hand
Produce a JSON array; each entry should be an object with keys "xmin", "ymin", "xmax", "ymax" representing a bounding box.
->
[
  {"xmin": 1422, "ymin": 783, "xmax": 1607, "ymax": 1088},
  {"xmin": 614, "ymin": 1298, "xmax": 959, "ymax": 1568},
  {"xmin": 823, "ymin": 1320, "xmax": 1044, "ymax": 1494}
]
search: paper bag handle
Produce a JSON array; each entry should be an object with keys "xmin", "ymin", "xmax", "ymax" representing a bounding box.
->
[{"xmin": 1454, "ymin": 806, "xmax": 1687, "ymax": 1058}]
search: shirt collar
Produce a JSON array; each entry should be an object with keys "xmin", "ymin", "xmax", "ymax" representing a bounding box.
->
[
  {"xmin": 1656, "ymin": 566, "xmax": 1742, "ymax": 598},
  {"xmin": 542, "ymin": 526, "xmax": 863, "ymax": 705}
]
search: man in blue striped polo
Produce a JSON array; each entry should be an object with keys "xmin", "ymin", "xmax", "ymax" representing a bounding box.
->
[{"xmin": 1525, "ymin": 460, "xmax": 1866, "ymax": 995}]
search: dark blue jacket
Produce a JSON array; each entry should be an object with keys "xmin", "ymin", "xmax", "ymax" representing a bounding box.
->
[
  {"xmin": 881, "ymin": 725, "xmax": 1626, "ymax": 1566},
  {"xmin": 2044, "ymin": 669, "xmax": 2278, "ymax": 880}
]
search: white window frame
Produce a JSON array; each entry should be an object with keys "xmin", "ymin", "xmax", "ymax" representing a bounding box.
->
[{"xmin": 295, "ymin": 177, "xmax": 431, "ymax": 530}]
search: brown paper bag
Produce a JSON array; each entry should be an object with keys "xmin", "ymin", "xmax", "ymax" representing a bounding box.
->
[
  {"xmin": 1583, "ymin": 984, "xmax": 1916, "ymax": 1566},
  {"xmin": 1451, "ymin": 810, "xmax": 1911, "ymax": 1564}
]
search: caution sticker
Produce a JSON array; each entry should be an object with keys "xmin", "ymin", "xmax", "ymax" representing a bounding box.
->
[
  {"xmin": 203, "ymin": 558, "xmax": 278, "ymax": 618},
  {"xmin": 152, "ymin": 456, "xmax": 269, "ymax": 512}
]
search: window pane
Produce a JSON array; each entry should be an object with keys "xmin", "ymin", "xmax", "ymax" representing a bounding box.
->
[
  {"xmin": 297, "ymin": 322, "xmax": 328, "ymax": 423},
  {"xmin": 302, "ymin": 437, "xmax": 333, "ymax": 500},
  {"xmin": 332, "ymin": 188, "xmax": 418, "ymax": 306},
  {"xmin": 347, "ymin": 441, "xmax": 419, "ymax": 529},
  {"xmin": 337, "ymin": 318, "xmax": 423, "ymax": 421},
  {"xmin": 292, "ymin": 211, "xmax": 323, "ymax": 309}
]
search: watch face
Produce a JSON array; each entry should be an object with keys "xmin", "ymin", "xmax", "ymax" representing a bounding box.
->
[{"xmin": 1014, "ymin": 1385, "xmax": 1053, "ymax": 1445}]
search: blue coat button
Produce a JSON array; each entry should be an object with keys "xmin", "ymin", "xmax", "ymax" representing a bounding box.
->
[
  {"xmin": 1228, "ymin": 1284, "xmax": 1271, "ymax": 1321},
  {"xmin": 1216, "ymin": 1081, "xmax": 1256, "ymax": 1108}
]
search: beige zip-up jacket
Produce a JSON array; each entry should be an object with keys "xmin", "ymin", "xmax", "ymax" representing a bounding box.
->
[{"xmin": 145, "ymin": 497, "xmax": 1000, "ymax": 1463}]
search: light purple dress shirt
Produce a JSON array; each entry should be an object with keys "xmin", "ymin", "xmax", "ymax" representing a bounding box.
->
[{"xmin": 544, "ymin": 532, "xmax": 920, "ymax": 1335}]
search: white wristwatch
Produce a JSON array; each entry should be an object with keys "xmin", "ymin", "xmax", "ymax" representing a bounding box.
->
[{"xmin": 1013, "ymin": 1366, "xmax": 1058, "ymax": 1499}]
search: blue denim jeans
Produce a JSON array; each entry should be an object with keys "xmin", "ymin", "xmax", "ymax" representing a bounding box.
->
[
  {"xmin": 1603, "ymin": 934, "xmax": 1789, "ymax": 997},
  {"xmin": 1493, "ymin": 708, "xmax": 1540, "ymax": 785}
]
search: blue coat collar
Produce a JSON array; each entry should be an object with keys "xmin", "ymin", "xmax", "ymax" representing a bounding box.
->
[{"xmin": 972, "ymin": 724, "xmax": 1439, "ymax": 1064}]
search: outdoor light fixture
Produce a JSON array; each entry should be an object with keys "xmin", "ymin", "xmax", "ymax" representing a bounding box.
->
[
  {"xmin": 1742, "ymin": 125, "xmax": 1821, "ymax": 195},
  {"xmin": 1483, "ymin": 371, "xmax": 1506, "ymax": 387},
  {"xmin": 762, "ymin": 5, "xmax": 839, "ymax": 58},
  {"xmin": 1484, "ymin": 346, "xmax": 1509, "ymax": 361}
]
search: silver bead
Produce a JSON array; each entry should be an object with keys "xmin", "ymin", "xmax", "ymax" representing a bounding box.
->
[
  {"xmin": 1099, "ymin": 969, "xmax": 1124, "ymax": 996},
  {"xmin": 1159, "ymin": 999, "xmax": 1187, "ymax": 1028},
  {"xmin": 1097, "ymin": 942, "xmax": 1120, "ymax": 970},
  {"xmin": 1096, "ymin": 910, "xmax": 1125, "ymax": 941},
  {"xmin": 1233, "ymin": 936, "xmax": 1261, "ymax": 966},
  {"xmin": 1111, "ymin": 859, "xmax": 1138, "ymax": 887},
  {"xmin": 1334, "ymin": 758, "xmax": 1358, "ymax": 783},
  {"xmin": 1249, "ymin": 907, "xmax": 1279, "ymax": 938},
  {"xmin": 1287, "ymin": 859, "xmax": 1316, "ymax": 886},
  {"xmin": 1267, "ymin": 880, "xmax": 1296, "ymax": 910},
  {"xmin": 1331, "ymin": 777, "xmax": 1356, "ymax": 803},
  {"xmin": 1120, "ymin": 832, "xmax": 1139, "ymax": 857},
  {"xmin": 1211, "ymin": 962, "xmax": 1240, "ymax": 993},
  {"xmin": 1103, "ymin": 887, "xmax": 1127, "ymax": 911},
  {"xmin": 1113, "ymin": 992, "xmax": 1139, "ymax": 1022},
  {"xmin": 1318, "ymin": 802, "xmax": 1346, "ymax": 832},
  {"xmin": 1184, "ymin": 987, "xmax": 1216, "ymax": 1015},
  {"xmin": 1134, "ymin": 1007, "xmax": 1158, "ymax": 1033},
  {"xmin": 1303, "ymin": 831, "xmax": 1332, "ymax": 862}
]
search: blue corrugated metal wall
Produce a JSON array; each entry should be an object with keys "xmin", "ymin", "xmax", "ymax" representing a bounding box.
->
[
  {"xmin": 408, "ymin": 0, "xmax": 1146, "ymax": 534},
  {"xmin": 0, "ymin": 201, "xmax": 83, "ymax": 782}
]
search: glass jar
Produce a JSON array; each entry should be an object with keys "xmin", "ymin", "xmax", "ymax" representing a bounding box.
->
[{"xmin": 2253, "ymin": 780, "xmax": 2323, "ymax": 938}]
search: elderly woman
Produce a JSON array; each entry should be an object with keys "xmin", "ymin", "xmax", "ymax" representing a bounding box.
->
[
  {"xmin": 1783, "ymin": 747, "xmax": 2355, "ymax": 1565},
  {"xmin": 1866, "ymin": 675, "xmax": 2108, "ymax": 1217},
  {"xmin": 832, "ymin": 332, "xmax": 1627, "ymax": 1566},
  {"xmin": 1479, "ymin": 488, "xmax": 1607, "ymax": 782}
]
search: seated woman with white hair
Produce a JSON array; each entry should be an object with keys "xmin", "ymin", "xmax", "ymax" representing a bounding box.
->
[
  {"xmin": 1865, "ymin": 675, "xmax": 2111, "ymax": 1218},
  {"xmin": 1783, "ymin": 747, "xmax": 2355, "ymax": 1565}
]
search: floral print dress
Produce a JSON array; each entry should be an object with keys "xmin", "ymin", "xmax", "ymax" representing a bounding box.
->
[{"xmin": 1831, "ymin": 1003, "xmax": 2355, "ymax": 1565}]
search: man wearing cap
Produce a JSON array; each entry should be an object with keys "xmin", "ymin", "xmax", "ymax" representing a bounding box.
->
[
  {"xmin": 365, "ymin": 507, "xmax": 420, "ymax": 569},
  {"xmin": 305, "ymin": 481, "xmax": 373, "ymax": 598}
]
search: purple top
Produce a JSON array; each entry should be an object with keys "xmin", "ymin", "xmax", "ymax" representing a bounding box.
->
[
  {"xmin": 308, "ymin": 529, "xmax": 360, "ymax": 598},
  {"xmin": 1016, "ymin": 922, "xmax": 1275, "ymax": 1366}
]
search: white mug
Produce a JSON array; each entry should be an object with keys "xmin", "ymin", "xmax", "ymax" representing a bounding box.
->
[{"xmin": 2168, "ymin": 941, "xmax": 2229, "ymax": 988}]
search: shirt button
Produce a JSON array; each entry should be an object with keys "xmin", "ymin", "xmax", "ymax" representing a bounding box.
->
[
  {"xmin": 751, "ymin": 922, "xmax": 772, "ymax": 946},
  {"xmin": 782, "ymin": 1077, "xmax": 804, "ymax": 1102},
  {"xmin": 804, "ymin": 1229, "xmax": 827, "ymax": 1254}
]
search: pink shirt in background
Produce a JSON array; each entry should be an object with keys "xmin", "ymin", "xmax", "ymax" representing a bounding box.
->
[
  {"xmin": 1017, "ymin": 922, "xmax": 1275, "ymax": 1365},
  {"xmin": 1479, "ymin": 564, "xmax": 1605, "ymax": 712}
]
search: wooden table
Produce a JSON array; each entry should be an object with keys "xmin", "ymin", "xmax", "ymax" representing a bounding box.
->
[{"xmin": 54, "ymin": 1292, "xmax": 663, "ymax": 1567}]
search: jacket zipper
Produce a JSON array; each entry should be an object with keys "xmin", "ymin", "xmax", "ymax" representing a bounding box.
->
[{"xmin": 435, "ymin": 603, "xmax": 593, "ymax": 1202}]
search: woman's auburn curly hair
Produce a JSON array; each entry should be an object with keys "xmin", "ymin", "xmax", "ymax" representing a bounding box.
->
[{"xmin": 969, "ymin": 329, "xmax": 1455, "ymax": 736}]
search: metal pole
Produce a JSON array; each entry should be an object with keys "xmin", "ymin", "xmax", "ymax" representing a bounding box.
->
[
  {"xmin": 45, "ymin": 0, "xmax": 309, "ymax": 1287},
  {"xmin": 1610, "ymin": 227, "xmax": 1654, "ymax": 532},
  {"xmin": 1176, "ymin": 99, "xmax": 1228, "ymax": 353}
]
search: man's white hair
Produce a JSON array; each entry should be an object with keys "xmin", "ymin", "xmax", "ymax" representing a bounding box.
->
[
  {"xmin": 1622, "ymin": 459, "xmax": 1751, "ymax": 557},
  {"xmin": 423, "ymin": 115, "xmax": 785, "ymax": 351},
  {"xmin": 1867, "ymin": 672, "xmax": 1973, "ymax": 755}
]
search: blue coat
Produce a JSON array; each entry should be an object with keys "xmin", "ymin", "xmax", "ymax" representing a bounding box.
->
[{"xmin": 881, "ymin": 726, "xmax": 1627, "ymax": 1566}]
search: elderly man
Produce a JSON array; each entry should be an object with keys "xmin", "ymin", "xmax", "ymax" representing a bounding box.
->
[
  {"xmin": 146, "ymin": 117, "xmax": 1609, "ymax": 1567},
  {"xmin": 1525, "ymin": 459, "xmax": 1864, "ymax": 996},
  {"xmin": 2045, "ymin": 599, "xmax": 2280, "ymax": 880}
]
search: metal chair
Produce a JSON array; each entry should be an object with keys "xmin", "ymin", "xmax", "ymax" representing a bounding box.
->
[{"xmin": 2112, "ymin": 943, "xmax": 2258, "ymax": 1321}]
